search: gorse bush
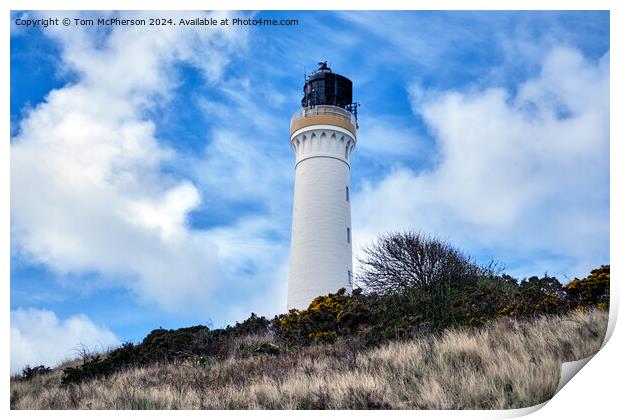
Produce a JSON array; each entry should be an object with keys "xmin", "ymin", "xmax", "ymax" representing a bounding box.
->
[
  {"xmin": 452, "ymin": 274, "xmax": 519, "ymax": 326},
  {"xmin": 274, "ymin": 288, "xmax": 371, "ymax": 344},
  {"xmin": 58, "ymin": 231, "xmax": 610, "ymax": 386},
  {"xmin": 564, "ymin": 265, "xmax": 610, "ymax": 310}
]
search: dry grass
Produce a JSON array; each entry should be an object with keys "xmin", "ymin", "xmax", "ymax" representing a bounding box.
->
[{"xmin": 10, "ymin": 309, "xmax": 608, "ymax": 410}]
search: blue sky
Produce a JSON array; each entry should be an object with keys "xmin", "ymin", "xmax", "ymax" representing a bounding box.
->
[{"xmin": 10, "ymin": 10, "xmax": 609, "ymax": 372}]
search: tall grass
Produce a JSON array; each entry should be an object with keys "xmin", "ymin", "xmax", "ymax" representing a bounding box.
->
[{"xmin": 10, "ymin": 309, "xmax": 608, "ymax": 410}]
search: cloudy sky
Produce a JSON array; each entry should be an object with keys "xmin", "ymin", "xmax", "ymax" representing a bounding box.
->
[{"xmin": 10, "ymin": 10, "xmax": 609, "ymax": 372}]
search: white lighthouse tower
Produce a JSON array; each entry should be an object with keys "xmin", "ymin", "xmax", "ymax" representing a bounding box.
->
[{"xmin": 287, "ymin": 62, "xmax": 359, "ymax": 310}]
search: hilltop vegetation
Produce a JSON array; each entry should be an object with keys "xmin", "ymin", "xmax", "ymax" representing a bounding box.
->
[
  {"xmin": 10, "ymin": 310, "xmax": 608, "ymax": 409},
  {"xmin": 11, "ymin": 231, "xmax": 611, "ymax": 409}
]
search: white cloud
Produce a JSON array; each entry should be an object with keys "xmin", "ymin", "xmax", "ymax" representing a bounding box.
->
[
  {"xmin": 191, "ymin": 128, "xmax": 292, "ymax": 207},
  {"xmin": 10, "ymin": 12, "xmax": 263, "ymax": 314},
  {"xmin": 353, "ymin": 47, "xmax": 609, "ymax": 279},
  {"xmin": 11, "ymin": 308, "xmax": 119, "ymax": 374}
]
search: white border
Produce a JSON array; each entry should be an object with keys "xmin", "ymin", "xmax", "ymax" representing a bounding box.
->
[{"xmin": 3, "ymin": 1, "xmax": 617, "ymax": 419}]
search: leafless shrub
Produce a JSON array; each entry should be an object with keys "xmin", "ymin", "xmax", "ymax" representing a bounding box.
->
[
  {"xmin": 357, "ymin": 230, "xmax": 496, "ymax": 295},
  {"xmin": 73, "ymin": 343, "xmax": 105, "ymax": 364}
]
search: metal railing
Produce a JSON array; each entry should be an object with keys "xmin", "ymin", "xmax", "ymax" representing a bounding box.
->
[{"xmin": 290, "ymin": 105, "xmax": 356, "ymax": 128}]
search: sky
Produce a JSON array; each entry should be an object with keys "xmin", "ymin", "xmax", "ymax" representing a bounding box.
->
[{"xmin": 9, "ymin": 10, "xmax": 610, "ymax": 373}]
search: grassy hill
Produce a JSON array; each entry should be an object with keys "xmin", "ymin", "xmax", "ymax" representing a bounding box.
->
[
  {"xmin": 10, "ymin": 233, "xmax": 610, "ymax": 410},
  {"xmin": 11, "ymin": 309, "xmax": 608, "ymax": 409}
]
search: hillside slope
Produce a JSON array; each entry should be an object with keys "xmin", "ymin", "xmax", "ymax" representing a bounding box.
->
[{"xmin": 10, "ymin": 309, "xmax": 608, "ymax": 409}]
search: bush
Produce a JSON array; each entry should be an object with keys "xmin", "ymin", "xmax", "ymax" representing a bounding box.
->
[
  {"xmin": 61, "ymin": 314, "xmax": 272, "ymax": 385},
  {"xmin": 61, "ymin": 356, "xmax": 108, "ymax": 385},
  {"xmin": 454, "ymin": 275, "xmax": 519, "ymax": 326},
  {"xmin": 19, "ymin": 365, "xmax": 51, "ymax": 381},
  {"xmin": 229, "ymin": 313, "xmax": 271, "ymax": 336},
  {"xmin": 357, "ymin": 231, "xmax": 490, "ymax": 295},
  {"xmin": 276, "ymin": 288, "xmax": 354, "ymax": 343},
  {"xmin": 140, "ymin": 326, "xmax": 209, "ymax": 362},
  {"xmin": 276, "ymin": 287, "xmax": 445, "ymax": 345},
  {"xmin": 357, "ymin": 231, "xmax": 498, "ymax": 330},
  {"xmin": 564, "ymin": 265, "xmax": 610, "ymax": 310},
  {"xmin": 496, "ymin": 275, "xmax": 569, "ymax": 318},
  {"xmin": 61, "ymin": 343, "xmax": 139, "ymax": 385}
]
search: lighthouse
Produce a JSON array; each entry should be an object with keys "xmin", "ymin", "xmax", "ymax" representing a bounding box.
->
[{"xmin": 287, "ymin": 62, "xmax": 359, "ymax": 310}]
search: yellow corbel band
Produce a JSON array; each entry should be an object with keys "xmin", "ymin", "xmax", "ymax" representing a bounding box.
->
[{"xmin": 290, "ymin": 115, "xmax": 357, "ymax": 137}]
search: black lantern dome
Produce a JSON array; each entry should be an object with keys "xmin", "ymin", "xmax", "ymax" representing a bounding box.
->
[{"xmin": 301, "ymin": 62, "xmax": 354, "ymax": 110}]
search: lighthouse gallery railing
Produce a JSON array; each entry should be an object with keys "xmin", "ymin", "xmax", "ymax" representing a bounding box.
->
[{"xmin": 290, "ymin": 105, "xmax": 356, "ymax": 128}]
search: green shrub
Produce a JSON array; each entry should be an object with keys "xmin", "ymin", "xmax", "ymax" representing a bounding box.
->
[
  {"xmin": 453, "ymin": 275, "xmax": 518, "ymax": 327},
  {"xmin": 140, "ymin": 325, "xmax": 209, "ymax": 362},
  {"xmin": 229, "ymin": 313, "xmax": 271, "ymax": 336},
  {"xmin": 61, "ymin": 343, "xmax": 139, "ymax": 385}
]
